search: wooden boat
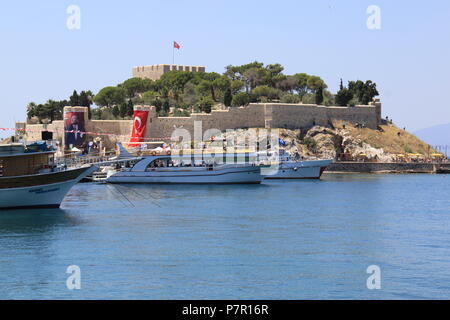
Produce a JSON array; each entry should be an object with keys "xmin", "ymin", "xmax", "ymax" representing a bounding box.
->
[{"xmin": 0, "ymin": 143, "xmax": 97, "ymax": 209}]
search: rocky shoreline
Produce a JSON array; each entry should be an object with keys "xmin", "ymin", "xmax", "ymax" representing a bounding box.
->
[{"xmin": 325, "ymin": 162, "xmax": 450, "ymax": 174}]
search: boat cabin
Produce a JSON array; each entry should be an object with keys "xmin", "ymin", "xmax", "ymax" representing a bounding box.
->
[
  {"xmin": 126, "ymin": 152, "xmax": 258, "ymax": 172},
  {"xmin": 0, "ymin": 143, "xmax": 55, "ymax": 177}
]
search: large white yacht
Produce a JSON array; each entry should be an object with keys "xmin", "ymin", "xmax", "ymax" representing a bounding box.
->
[
  {"xmin": 0, "ymin": 143, "xmax": 97, "ymax": 209},
  {"xmin": 106, "ymin": 152, "xmax": 265, "ymax": 184}
]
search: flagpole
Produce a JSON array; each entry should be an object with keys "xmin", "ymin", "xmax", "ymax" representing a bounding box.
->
[{"xmin": 172, "ymin": 42, "xmax": 174, "ymax": 65}]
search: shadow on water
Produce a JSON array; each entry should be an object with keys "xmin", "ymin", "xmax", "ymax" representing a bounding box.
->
[{"xmin": 0, "ymin": 208, "xmax": 81, "ymax": 235}]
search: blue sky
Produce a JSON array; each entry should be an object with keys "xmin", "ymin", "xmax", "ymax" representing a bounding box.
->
[{"xmin": 1, "ymin": 0, "xmax": 449, "ymax": 137}]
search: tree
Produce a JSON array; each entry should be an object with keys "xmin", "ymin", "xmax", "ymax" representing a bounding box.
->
[
  {"xmin": 306, "ymin": 75, "xmax": 327, "ymax": 93},
  {"xmin": 243, "ymin": 67, "xmax": 266, "ymax": 91},
  {"xmin": 112, "ymin": 105, "xmax": 120, "ymax": 118},
  {"xmin": 27, "ymin": 102, "xmax": 38, "ymax": 119},
  {"xmin": 231, "ymin": 92, "xmax": 250, "ymax": 107},
  {"xmin": 126, "ymin": 99, "xmax": 134, "ymax": 117},
  {"xmin": 159, "ymin": 71, "xmax": 194, "ymax": 101},
  {"xmin": 264, "ymin": 63, "xmax": 285, "ymax": 87},
  {"xmin": 69, "ymin": 90, "xmax": 79, "ymax": 106},
  {"xmin": 142, "ymin": 91, "xmax": 159, "ymax": 105},
  {"xmin": 280, "ymin": 93, "xmax": 301, "ymax": 103},
  {"xmin": 161, "ymin": 99, "xmax": 170, "ymax": 116},
  {"xmin": 293, "ymin": 73, "xmax": 310, "ymax": 98},
  {"xmin": 276, "ymin": 75, "xmax": 298, "ymax": 93},
  {"xmin": 78, "ymin": 90, "xmax": 94, "ymax": 119},
  {"xmin": 224, "ymin": 61, "xmax": 264, "ymax": 81},
  {"xmin": 348, "ymin": 80, "xmax": 379, "ymax": 105},
  {"xmin": 315, "ymin": 86, "xmax": 324, "ymax": 105},
  {"xmin": 197, "ymin": 96, "xmax": 214, "ymax": 113},
  {"xmin": 253, "ymin": 85, "xmax": 280, "ymax": 102},
  {"xmin": 212, "ymin": 76, "xmax": 231, "ymax": 100},
  {"xmin": 223, "ymin": 88, "xmax": 232, "ymax": 107},
  {"xmin": 335, "ymin": 80, "xmax": 353, "ymax": 106},
  {"xmin": 26, "ymin": 99, "xmax": 66, "ymax": 122},
  {"xmin": 230, "ymin": 80, "xmax": 245, "ymax": 94},
  {"xmin": 196, "ymin": 79, "xmax": 215, "ymax": 101},
  {"xmin": 93, "ymin": 86, "xmax": 126, "ymax": 108},
  {"xmin": 120, "ymin": 78, "xmax": 148, "ymax": 98}
]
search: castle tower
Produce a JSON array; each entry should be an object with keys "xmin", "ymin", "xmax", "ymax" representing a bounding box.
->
[{"xmin": 132, "ymin": 64, "xmax": 206, "ymax": 81}]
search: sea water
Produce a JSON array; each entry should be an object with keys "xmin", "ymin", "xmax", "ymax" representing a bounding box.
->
[{"xmin": 0, "ymin": 173, "xmax": 449, "ymax": 299}]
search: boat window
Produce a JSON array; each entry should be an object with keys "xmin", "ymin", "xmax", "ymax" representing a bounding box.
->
[
  {"xmin": 145, "ymin": 159, "xmax": 169, "ymax": 170},
  {"xmin": 0, "ymin": 159, "xmax": 3, "ymax": 177}
]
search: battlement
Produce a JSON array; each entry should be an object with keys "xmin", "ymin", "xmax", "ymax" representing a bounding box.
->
[{"xmin": 132, "ymin": 64, "xmax": 206, "ymax": 80}]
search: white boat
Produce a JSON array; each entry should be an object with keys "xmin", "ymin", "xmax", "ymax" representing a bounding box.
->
[
  {"xmin": 0, "ymin": 143, "xmax": 97, "ymax": 209},
  {"xmin": 258, "ymin": 150, "xmax": 332, "ymax": 179},
  {"xmin": 106, "ymin": 153, "xmax": 264, "ymax": 184}
]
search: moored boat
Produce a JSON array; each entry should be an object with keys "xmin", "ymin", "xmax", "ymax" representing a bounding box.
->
[
  {"xmin": 0, "ymin": 143, "xmax": 97, "ymax": 209},
  {"xmin": 106, "ymin": 152, "xmax": 264, "ymax": 184},
  {"xmin": 258, "ymin": 150, "xmax": 332, "ymax": 179}
]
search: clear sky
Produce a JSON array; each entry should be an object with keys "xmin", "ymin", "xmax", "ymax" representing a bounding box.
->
[{"xmin": 1, "ymin": 0, "xmax": 449, "ymax": 138}]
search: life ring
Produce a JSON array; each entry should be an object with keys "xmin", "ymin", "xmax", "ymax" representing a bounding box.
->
[
  {"xmin": 166, "ymin": 150, "xmax": 171, "ymax": 155},
  {"xmin": 151, "ymin": 151, "xmax": 157, "ymax": 156}
]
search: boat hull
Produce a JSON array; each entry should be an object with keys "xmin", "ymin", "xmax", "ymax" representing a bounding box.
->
[
  {"xmin": 106, "ymin": 166, "xmax": 263, "ymax": 184},
  {"xmin": 264, "ymin": 159, "xmax": 332, "ymax": 179},
  {"xmin": 0, "ymin": 166, "xmax": 96, "ymax": 209}
]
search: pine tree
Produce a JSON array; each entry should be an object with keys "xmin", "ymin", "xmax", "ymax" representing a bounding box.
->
[
  {"xmin": 127, "ymin": 100, "xmax": 134, "ymax": 117},
  {"xmin": 223, "ymin": 88, "xmax": 232, "ymax": 107},
  {"xmin": 315, "ymin": 86, "xmax": 324, "ymax": 105},
  {"xmin": 69, "ymin": 90, "xmax": 79, "ymax": 106}
]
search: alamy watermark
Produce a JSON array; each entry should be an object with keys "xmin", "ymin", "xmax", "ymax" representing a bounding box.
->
[
  {"xmin": 169, "ymin": 124, "xmax": 281, "ymax": 175},
  {"xmin": 367, "ymin": 5, "xmax": 381, "ymax": 30},
  {"xmin": 366, "ymin": 265, "xmax": 381, "ymax": 289},
  {"xmin": 66, "ymin": 265, "xmax": 81, "ymax": 290},
  {"xmin": 66, "ymin": 5, "xmax": 81, "ymax": 30}
]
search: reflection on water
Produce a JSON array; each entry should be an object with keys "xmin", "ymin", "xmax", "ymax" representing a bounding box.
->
[{"xmin": 0, "ymin": 209, "xmax": 81, "ymax": 235}]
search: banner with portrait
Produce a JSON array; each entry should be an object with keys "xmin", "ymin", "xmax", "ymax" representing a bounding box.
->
[{"xmin": 64, "ymin": 111, "xmax": 86, "ymax": 149}]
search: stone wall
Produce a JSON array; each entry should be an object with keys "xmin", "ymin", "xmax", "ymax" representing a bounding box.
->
[
  {"xmin": 132, "ymin": 64, "xmax": 206, "ymax": 81},
  {"xmin": 268, "ymin": 102, "xmax": 380, "ymax": 130},
  {"xmin": 19, "ymin": 100, "xmax": 381, "ymax": 149}
]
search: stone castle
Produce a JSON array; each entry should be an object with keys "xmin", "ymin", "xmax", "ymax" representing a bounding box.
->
[
  {"xmin": 17, "ymin": 63, "xmax": 382, "ymax": 149},
  {"xmin": 21, "ymin": 100, "xmax": 382, "ymax": 149},
  {"xmin": 132, "ymin": 64, "xmax": 206, "ymax": 81}
]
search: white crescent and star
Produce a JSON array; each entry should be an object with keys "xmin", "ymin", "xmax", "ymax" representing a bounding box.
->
[{"xmin": 134, "ymin": 116, "xmax": 142, "ymax": 129}]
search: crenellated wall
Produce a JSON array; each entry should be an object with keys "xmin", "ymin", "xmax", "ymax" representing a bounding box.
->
[{"xmin": 132, "ymin": 64, "xmax": 206, "ymax": 81}]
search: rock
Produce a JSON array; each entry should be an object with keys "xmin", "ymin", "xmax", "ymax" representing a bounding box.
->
[{"xmin": 212, "ymin": 125, "xmax": 396, "ymax": 161}]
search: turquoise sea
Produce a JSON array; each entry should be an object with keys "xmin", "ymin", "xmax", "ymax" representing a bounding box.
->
[{"xmin": 1, "ymin": 173, "xmax": 450, "ymax": 299}]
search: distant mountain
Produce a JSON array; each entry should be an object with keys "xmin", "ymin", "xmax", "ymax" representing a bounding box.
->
[{"xmin": 414, "ymin": 123, "xmax": 450, "ymax": 147}]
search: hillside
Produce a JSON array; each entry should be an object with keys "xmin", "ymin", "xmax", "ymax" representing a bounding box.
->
[
  {"xmin": 223, "ymin": 121, "xmax": 440, "ymax": 161},
  {"xmin": 286, "ymin": 121, "xmax": 439, "ymax": 161}
]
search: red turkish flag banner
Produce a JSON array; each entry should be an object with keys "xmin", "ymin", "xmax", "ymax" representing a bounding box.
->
[
  {"xmin": 129, "ymin": 110, "xmax": 149, "ymax": 147},
  {"xmin": 173, "ymin": 41, "xmax": 180, "ymax": 49}
]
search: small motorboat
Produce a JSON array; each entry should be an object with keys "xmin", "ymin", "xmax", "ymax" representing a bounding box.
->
[{"xmin": 258, "ymin": 150, "xmax": 332, "ymax": 179}]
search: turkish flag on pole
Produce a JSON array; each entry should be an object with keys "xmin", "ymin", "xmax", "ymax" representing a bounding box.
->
[
  {"xmin": 129, "ymin": 110, "xmax": 149, "ymax": 147},
  {"xmin": 173, "ymin": 41, "xmax": 180, "ymax": 49}
]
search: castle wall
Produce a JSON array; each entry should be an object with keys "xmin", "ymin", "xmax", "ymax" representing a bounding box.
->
[
  {"xmin": 20, "ymin": 101, "xmax": 381, "ymax": 149},
  {"xmin": 268, "ymin": 103, "xmax": 379, "ymax": 130},
  {"xmin": 132, "ymin": 64, "xmax": 206, "ymax": 81}
]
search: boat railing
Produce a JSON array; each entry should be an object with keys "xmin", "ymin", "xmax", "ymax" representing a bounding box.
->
[{"xmin": 55, "ymin": 151, "xmax": 140, "ymax": 169}]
